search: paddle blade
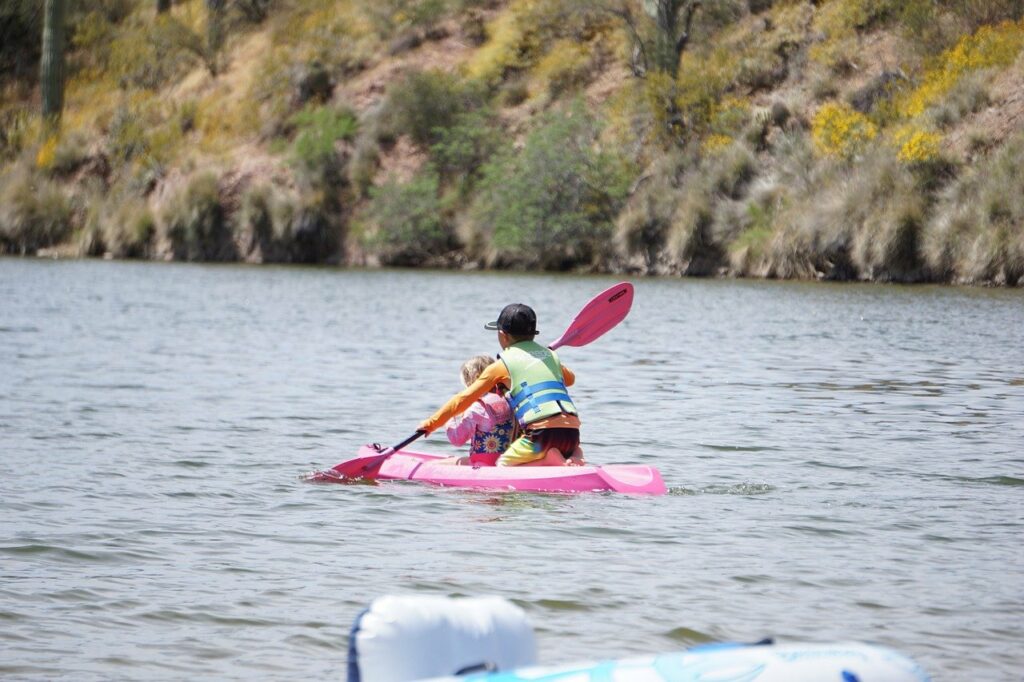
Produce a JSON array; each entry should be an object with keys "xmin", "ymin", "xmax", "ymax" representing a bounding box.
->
[
  {"xmin": 307, "ymin": 433, "xmax": 422, "ymax": 482},
  {"xmin": 303, "ymin": 452, "xmax": 389, "ymax": 482},
  {"xmin": 549, "ymin": 282, "xmax": 633, "ymax": 350}
]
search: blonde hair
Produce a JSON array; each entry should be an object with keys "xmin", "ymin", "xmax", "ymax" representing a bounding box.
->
[{"xmin": 460, "ymin": 355, "xmax": 495, "ymax": 386}]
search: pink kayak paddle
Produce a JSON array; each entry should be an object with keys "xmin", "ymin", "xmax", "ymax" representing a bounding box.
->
[{"xmin": 325, "ymin": 282, "xmax": 635, "ymax": 481}]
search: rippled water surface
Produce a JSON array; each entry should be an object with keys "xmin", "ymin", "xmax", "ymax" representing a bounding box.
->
[{"xmin": 2, "ymin": 259, "xmax": 1022, "ymax": 680}]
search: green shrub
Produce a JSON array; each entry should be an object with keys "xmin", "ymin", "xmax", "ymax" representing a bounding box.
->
[
  {"xmin": 70, "ymin": 10, "xmax": 116, "ymax": 76},
  {"xmin": 161, "ymin": 173, "xmax": 235, "ymax": 261},
  {"xmin": 736, "ymin": 53, "xmax": 787, "ymax": 92},
  {"xmin": 348, "ymin": 131, "xmax": 381, "ymax": 197},
  {"xmin": 108, "ymin": 15, "xmax": 201, "ymax": 90},
  {"xmin": 175, "ymin": 99, "xmax": 198, "ymax": 134},
  {"xmin": 727, "ymin": 199, "xmax": 777, "ymax": 274},
  {"xmin": 290, "ymin": 104, "xmax": 358, "ymax": 185},
  {"xmin": 694, "ymin": 0, "xmax": 748, "ymax": 34},
  {"xmin": 107, "ymin": 105, "xmax": 149, "ymax": 162},
  {"xmin": 473, "ymin": 106, "xmax": 633, "ymax": 270},
  {"xmin": 499, "ymin": 79, "xmax": 530, "ymax": 107},
  {"xmin": 0, "ymin": 165, "xmax": 74, "ymax": 254},
  {"xmin": 891, "ymin": 0, "xmax": 1022, "ymax": 55},
  {"xmin": 429, "ymin": 107, "xmax": 502, "ymax": 194},
  {"xmin": 381, "ymin": 70, "xmax": 486, "ymax": 146},
  {"xmin": 365, "ymin": 0, "xmax": 450, "ymax": 37},
  {"xmin": 531, "ymin": 39, "xmax": 594, "ymax": 99},
  {"xmin": 73, "ymin": 0, "xmax": 134, "ymax": 24},
  {"xmin": 362, "ymin": 168, "xmax": 450, "ymax": 266},
  {"xmin": 249, "ymin": 48, "xmax": 294, "ymax": 136}
]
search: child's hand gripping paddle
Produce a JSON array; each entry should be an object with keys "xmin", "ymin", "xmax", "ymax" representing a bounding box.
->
[{"xmin": 326, "ymin": 282, "xmax": 635, "ymax": 481}]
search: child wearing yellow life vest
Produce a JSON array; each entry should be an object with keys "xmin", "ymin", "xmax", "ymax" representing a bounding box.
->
[{"xmin": 418, "ymin": 304, "xmax": 585, "ymax": 466}]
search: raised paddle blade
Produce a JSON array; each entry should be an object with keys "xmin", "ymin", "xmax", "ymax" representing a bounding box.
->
[{"xmin": 548, "ymin": 282, "xmax": 634, "ymax": 351}]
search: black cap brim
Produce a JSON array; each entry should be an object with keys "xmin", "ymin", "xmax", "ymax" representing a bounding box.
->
[{"xmin": 484, "ymin": 320, "xmax": 499, "ymax": 330}]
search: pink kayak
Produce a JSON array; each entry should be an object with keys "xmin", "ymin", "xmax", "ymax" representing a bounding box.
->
[{"xmin": 308, "ymin": 446, "xmax": 667, "ymax": 495}]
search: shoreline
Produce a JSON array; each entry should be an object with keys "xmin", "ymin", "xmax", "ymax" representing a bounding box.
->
[{"xmin": 11, "ymin": 250, "xmax": 1022, "ymax": 289}]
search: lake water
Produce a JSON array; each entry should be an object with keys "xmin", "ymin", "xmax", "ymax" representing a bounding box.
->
[{"xmin": 2, "ymin": 259, "xmax": 1022, "ymax": 680}]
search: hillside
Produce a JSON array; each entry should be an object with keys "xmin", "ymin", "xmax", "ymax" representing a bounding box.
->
[{"xmin": 2, "ymin": 0, "xmax": 1023, "ymax": 285}]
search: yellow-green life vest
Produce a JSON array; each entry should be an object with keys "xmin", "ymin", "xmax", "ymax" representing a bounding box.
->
[{"xmin": 500, "ymin": 340, "xmax": 578, "ymax": 426}]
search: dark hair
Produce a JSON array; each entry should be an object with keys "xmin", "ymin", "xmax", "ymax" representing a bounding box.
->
[{"xmin": 503, "ymin": 332, "xmax": 536, "ymax": 344}]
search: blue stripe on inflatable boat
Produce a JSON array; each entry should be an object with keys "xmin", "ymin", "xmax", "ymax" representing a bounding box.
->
[{"xmin": 347, "ymin": 607, "xmax": 369, "ymax": 682}]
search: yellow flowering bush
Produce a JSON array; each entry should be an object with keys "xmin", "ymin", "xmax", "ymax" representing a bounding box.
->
[
  {"xmin": 702, "ymin": 134, "xmax": 733, "ymax": 155},
  {"xmin": 466, "ymin": 0, "xmax": 541, "ymax": 85},
  {"xmin": 36, "ymin": 135, "xmax": 59, "ymax": 171},
  {"xmin": 531, "ymin": 39, "xmax": 592, "ymax": 98},
  {"xmin": 812, "ymin": 102, "xmax": 878, "ymax": 158},
  {"xmin": 642, "ymin": 70, "xmax": 680, "ymax": 144},
  {"xmin": 676, "ymin": 47, "xmax": 741, "ymax": 131},
  {"xmin": 196, "ymin": 95, "xmax": 259, "ymax": 152},
  {"xmin": 892, "ymin": 125, "xmax": 943, "ymax": 163},
  {"xmin": 901, "ymin": 19, "xmax": 1024, "ymax": 117}
]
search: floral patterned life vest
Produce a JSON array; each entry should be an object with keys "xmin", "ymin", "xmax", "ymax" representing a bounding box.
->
[{"xmin": 469, "ymin": 392, "xmax": 515, "ymax": 459}]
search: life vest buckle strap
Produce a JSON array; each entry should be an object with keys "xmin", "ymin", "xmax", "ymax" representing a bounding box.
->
[
  {"xmin": 514, "ymin": 391, "xmax": 574, "ymax": 421},
  {"xmin": 508, "ymin": 380, "xmax": 567, "ymax": 411}
]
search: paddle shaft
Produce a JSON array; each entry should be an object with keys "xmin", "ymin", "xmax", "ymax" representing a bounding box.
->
[{"xmin": 356, "ymin": 431, "xmax": 424, "ymax": 475}]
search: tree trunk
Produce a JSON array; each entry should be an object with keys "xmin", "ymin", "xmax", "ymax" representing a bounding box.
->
[
  {"xmin": 646, "ymin": 0, "xmax": 699, "ymax": 77},
  {"xmin": 40, "ymin": 0, "xmax": 67, "ymax": 128},
  {"xmin": 157, "ymin": 0, "xmax": 172, "ymax": 13}
]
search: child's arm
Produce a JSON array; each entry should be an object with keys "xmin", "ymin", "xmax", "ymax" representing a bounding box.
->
[
  {"xmin": 418, "ymin": 361, "xmax": 508, "ymax": 435},
  {"xmin": 444, "ymin": 401, "xmax": 493, "ymax": 446}
]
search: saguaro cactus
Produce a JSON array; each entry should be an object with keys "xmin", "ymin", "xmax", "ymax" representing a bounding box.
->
[
  {"xmin": 40, "ymin": 0, "xmax": 67, "ymax": 127},
  {"xmin": 206, "ymin": 0, "xmax": 226, "ymax": 74}
]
